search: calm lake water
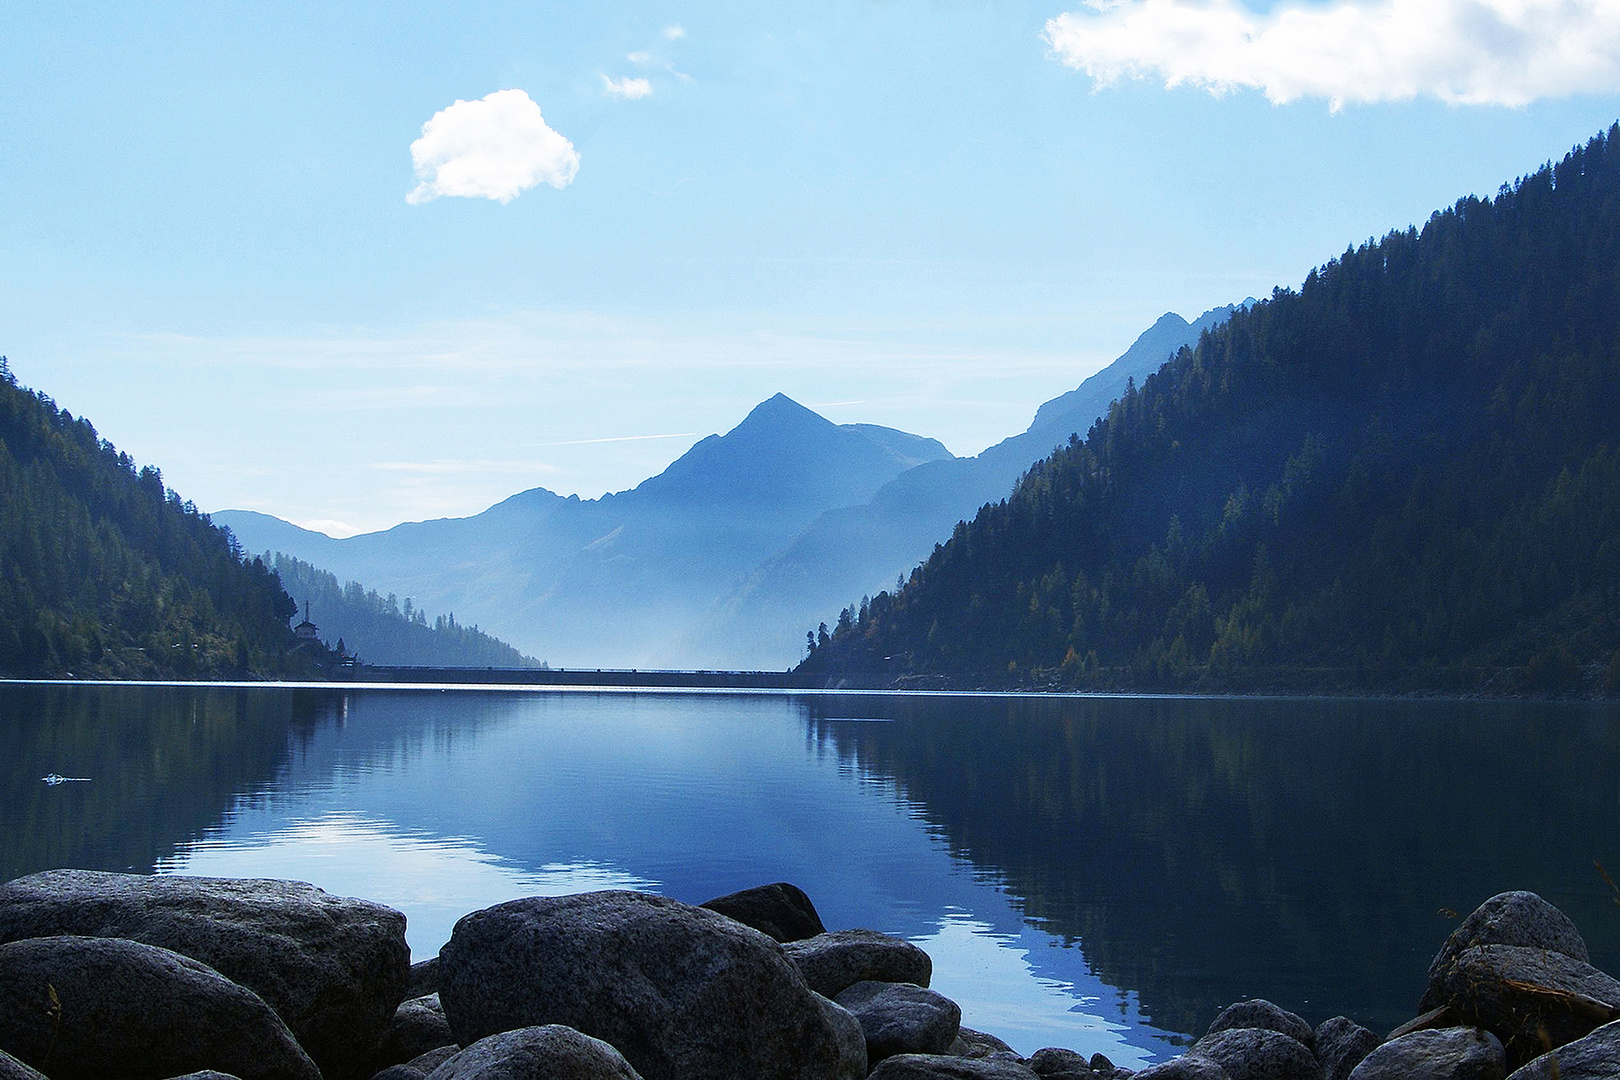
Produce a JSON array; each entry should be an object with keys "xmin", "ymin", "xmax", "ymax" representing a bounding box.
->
[{"xmin": 3, "ymin": 683, "xmax": 1619, "ymax": 1065}]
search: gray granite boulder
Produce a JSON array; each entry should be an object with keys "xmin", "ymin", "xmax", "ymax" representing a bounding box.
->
[
  {"xmin": 0, "ymin": 868, "xmax": 409, "ymax": 1080},
  {"xmin": 952, "ymin": 1028, "xmax": 1017, "ymax": 1059},
  {"xmin": 1421, "ymin": 893, "xmax": 1590, "ymax": 1011},
  {"xmin": 1189, "ymin": 1028, "xmax": 1319, "ymax": 1080},
  {"xmin": 785, "ymin": 928, "xmax": 934, "ymax": 997},
  {"xmin": 1434, "ymin": 944, "xmax": 1620, "ymax": 1065},
  {"xmin": 836, "ymin": 980, "xmax": 962, "ymax": 1060},
  {"xmin": 700, "ymin": 882, "xmax": 827, "ymax": 942},
  {"xmin": 1505, "ymin": 1017, "xmax": 1620, "ymax": 1079},
  {"xmin": 372, "ymin": 1045, "xmax": 462, "ymax": 1080},
  {"xmin": 0, "ymin": 935, "xmax": 319, "ymax": 1080},
  {"xmin": 0, "ymin": 1053, "xmax": 46, "ymax": 1080},
  {"xmin": 1027, "ymin": 1047, "xmax": 1098, "ymax": 1078},
  {"xmin": 1131, "ymin": 1057, "xmax": 1229, "ymax": 1080},
  {"xmin": 424, "ymin": 1025, "xmax": 643, "ymax": 1080},
  {"xmin": 407, "ymin": 957, "xmax": 442, "ymax": 999},
  {"xmin": 869, "ymin": 1053, "xmax": 1043, "ymax": 1080},
  {"xmin": 1313, "ymin": 1017, "xmax": 1379, "ymax": 1080},
  {"xmin": 438, "ymin": 890, "xmax": 866, "ymax": 1080},
  {"xmin": 1346, "ymin": 1027, "xmax": 1505, "ymax": 1080},
  {"xmin": 1207, "ymin": 1001, "xmax": 1315, "ymax": 1051},
  {"xmin": 162, "ymin": 1074, "xmax": 245, "ymax": 1080},
  {"xmin": 373, "ymin": 993, "xmax": 456, "ymax": 1071}
]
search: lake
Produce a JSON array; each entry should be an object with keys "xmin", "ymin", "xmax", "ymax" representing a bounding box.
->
[{"xmin": 3, "ymin": 683, "xmax": 1618, "ymax": 1066}]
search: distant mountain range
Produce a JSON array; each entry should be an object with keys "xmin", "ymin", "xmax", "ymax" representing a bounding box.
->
[{"xmin": 217, "ymin": 306, "xmax": 1238, "ymax": 669}]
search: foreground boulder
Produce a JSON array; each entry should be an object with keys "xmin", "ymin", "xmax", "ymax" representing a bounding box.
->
[
  {"xmin": 1190, "ymin": 1027, "xmax": 1319, "ymax": 1080},
  {"xmin": 1130, "ymin": 1057, "xmax": 1228, "ymax": 1079},
  {"xmin": 1421, "ymin": 893, "xmax": 1590, "ymax": 1012},
  {"xmin": 869, "ymin": 1054, "xmax": 1041, "ymax": 1080},
  {"xmin": 424, "ymin": 1025, "xmax": 643, "ymax": 1080},
  {"xmin": 0, "ymin": 935, "xmax": 319, "ymax": 1080},
  {"xmin": 372, "ymin": 994, "xmax": 456, "ymax": 1071},
  {"xmin": 835, "ymin": 980, "xmax": 962, "ymax": 1061},
  {"xmin": 1206, "ymin": 1000, "xmax": 1314, "ymax": 1051},
  {"xmin": 1506, "ymin": 1017, "xmax": 1620, "ymax": 1079},
  {"xmin": 0, "ymin": 869, "xmax": 409, "ymax": 1080},
  {"xmin": 701, "ymin": 882, "xmax": 827, "ymax": 942},
  {"xmin": 1433, "ymin": 944, "xmax": 1620, "ymax": 1065},
  {"xmin": 438, "ymin": 890, "xmax": 866, "ymax": 1080},
  {"xmin": 786, "ymin": 929, "xmax": 934, "ymax": 998},
  {"xmin": 1314, "ymin": 1016, "xmax": 1380, "ymax": 1080},
  {"xmin": 1346, "ymin": 1027, "xmax": 1506, "ymax": 1080}
]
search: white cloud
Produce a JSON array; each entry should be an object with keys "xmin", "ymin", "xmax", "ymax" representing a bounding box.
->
[
  {"xmin": 627, "ymin": 51, "xmax": 653, "ymax": 65},
  {"xmin": 406, "ymin": 89, "xmax": 579, "ymax": 205},
  {"xmin": 1043, "ymin": 0, "xmax": 1620, "ymax": 109},
  {"xmin": 601, "ymin": 73, "xmax": 654, "ymax": 100},
  {"xmin": 663, "ymin": 23, "xmax": 686, "ymax": 40}
]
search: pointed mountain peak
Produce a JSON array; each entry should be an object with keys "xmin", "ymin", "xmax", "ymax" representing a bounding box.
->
[{"xmin": 740, "ymin": 392, "xmax": 825, "ymax": 425}]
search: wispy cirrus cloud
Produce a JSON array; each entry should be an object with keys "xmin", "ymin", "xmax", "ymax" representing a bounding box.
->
[
  {"xmin": 407, "ymin": 89, "xmax": 578, "ymax": 205},
  {"xmin": 1044, "ymin": 0, "xmax": 1620, "ymax": 109},
  {"xmin": 601, "ymin": 74, "xmax": 654, "ymax": 100}
]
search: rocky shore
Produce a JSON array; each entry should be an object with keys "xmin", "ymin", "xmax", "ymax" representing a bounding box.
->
[{"xmin": 0, "ymin": 872, "xmax": 1617, "ymax": 1080}]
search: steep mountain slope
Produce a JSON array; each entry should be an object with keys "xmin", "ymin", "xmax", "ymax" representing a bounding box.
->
[
  {"xmin": 686, "ymin": 304, "xmax": 1242, "ymax": 666},
  {"xmin": 217, "ymin": 395, "xmax": 952, "ymax": 667},
  {"xmin": 0, "ymin": 361, "xmax": 301, "ymax": 678},
  {"xmin": 801, "ymin": 125, "xmax": 1620, "ymax": 695},
  {"xmin": 268, "ymin": 554, "xmax": 542, "ymax": 668}
]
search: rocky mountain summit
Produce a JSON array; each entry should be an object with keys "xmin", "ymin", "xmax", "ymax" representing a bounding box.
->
[{"xmin": 0, "ymin": 872, "xmax": 1615, "ymax": 1080}]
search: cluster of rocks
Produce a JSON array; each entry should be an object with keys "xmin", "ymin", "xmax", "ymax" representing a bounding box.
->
[{"xmin": 0, "ymin": 873, "xmax": 1616, "ymax": 1080}]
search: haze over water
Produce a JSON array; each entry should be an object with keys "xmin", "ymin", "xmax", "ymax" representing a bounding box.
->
[{"xmin": 5, "ymin": 683, "xmax": 1619, "ymax": 1065}]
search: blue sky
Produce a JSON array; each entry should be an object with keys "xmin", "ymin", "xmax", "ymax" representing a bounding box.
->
[{"xmin": 4, "ymin": 1, "xmax": 1619, "ymax": 535}]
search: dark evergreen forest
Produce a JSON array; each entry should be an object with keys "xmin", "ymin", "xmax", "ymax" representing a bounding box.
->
[
  {"xmin": 269, "ymin": 553, "xmax": 543, "ymax": 669},
  {"xmin": 801, "ymin": 124, "xmax": 1620, "ymax": 696},
  {"xmin": 0, "ymin": 361, "xmax": 306, "ymax": 678}
]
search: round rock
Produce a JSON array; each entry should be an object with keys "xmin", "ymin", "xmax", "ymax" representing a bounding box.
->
[
  {"xmin": 1315, "ymin": 1016, "xmax": 1381, "ymax": 1080},
  {"xmin": 700, "ymin": 882, "xmax": 827, "ymax": 942},
  {"xmin": 1206, "ymin": 1001, "xmax": 1315, "ymax": 1051},
  {"xmin": 1422, "ymin": 893, "xmax": 1590, "ymax": 1011},
  {"xmin": 424, "ymin": 1025, "xmax": 643, "ymax": 1080},
  {"xmin": 0, "ymin": 935, "xmax": 319, "ymax": 1080},
  {"xmin": 0, "ymin": 868, "xmax": 409, "ymax": 1080},
  {"xmin": 1190, "ymin": 1027, "xmax": 1319, "ymax": 1080},
  {"xmin": 1131, "ymin": 1057, "xmax": 1230, "ymax": 1080},
  {"xmin": 373, "ymin": 994, "xmax": 456, "ymax": 1071},
  {"xmin": 835, "ymin": 980, "xmax": 962, "ymax": 1061},
  {"xmin": 868, "ymin": 1053, "xmax": 1043, "ymax": 1080},
  {"xmin": 1436, "ymin": 944, "xmax": 1620, "ymax": 1065},
  {"xmin": 438, "ymin": 890, "xmax": 866, "ymax": 1080},
  {"xmin": 785, "ymin": 929, "xmax": 934, "ymax": 998},
  {"xmin": 1347, "ymin": 1027, "xmax": 1505, "ymax": 1080}
]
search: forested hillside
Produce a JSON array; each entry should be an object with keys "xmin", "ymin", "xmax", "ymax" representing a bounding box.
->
[
  {"xmin": 0, "ymin": 361, "xmax": 304, "ymax": 678},
  {"xmin": 801, "ymin": 125, "xmax": 1620, "ymax": 696},
  {"xmin": 269, "ymin": 554, "xmax": 543, "ymax": 668}
]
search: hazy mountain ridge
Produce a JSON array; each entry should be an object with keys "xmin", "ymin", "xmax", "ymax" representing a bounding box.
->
[
  {"xmin": 268, "ymin": 553, "xmax": 543, "ymax": 668},
  {"xmin": 800, "ymin": 124, "xmax": 1620, "ymax": 695},
  {"xmin": 217, "ymin": 396, "xmax": 956, "ymax": 667},
  {"xmin": 679, "ymin": 303, "xmax": 1244, "ymax": 666}
]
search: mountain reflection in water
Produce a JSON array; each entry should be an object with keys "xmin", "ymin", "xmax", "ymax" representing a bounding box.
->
[{"xmin": 4, "ymin": 684, "xmax": 1617, "ymax": 1061}]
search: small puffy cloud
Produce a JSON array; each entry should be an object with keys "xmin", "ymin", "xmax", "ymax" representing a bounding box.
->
[
  {"xmin": 407, "ymin": 89, "xmax": 578, "ymax": 205},
  {"xmin": 1043, "ymin": 0, "xmax": 1620, "ymax": 109},
  {"xmin": 602, "ymin": 73, "xmax": 654, "ymax": 100},
  {"xmin": 627, "ymin": 50, "xmax": 652, "ymax": 65},
  {"xmin": 663, "ymin": 23, "xmax": 686, "ymax": 40}
]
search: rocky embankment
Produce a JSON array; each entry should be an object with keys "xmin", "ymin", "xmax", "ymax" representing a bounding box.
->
[{"xmin": 0, "ymin": 873, "xmax": 1617, "ymax": 1080}]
